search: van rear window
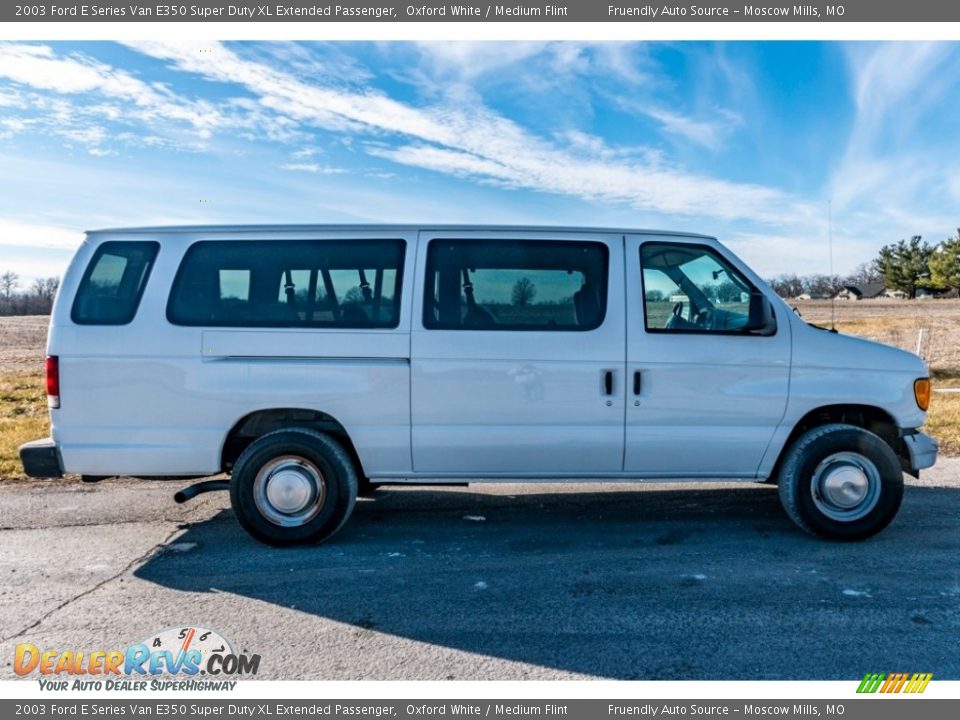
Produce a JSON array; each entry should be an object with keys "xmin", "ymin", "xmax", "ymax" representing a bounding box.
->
[
  {"xmin": 166, "ymin": 239, "xmax": 405, "ymax": 328},
  {"xmin": 71, "ymin": 241, "xmax": 160, "ymax": 325}
]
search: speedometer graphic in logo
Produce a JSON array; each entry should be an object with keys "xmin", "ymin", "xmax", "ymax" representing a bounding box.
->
[{"xmin": 141, "ymin": 626, "xmax": 234, "ymax": 674}]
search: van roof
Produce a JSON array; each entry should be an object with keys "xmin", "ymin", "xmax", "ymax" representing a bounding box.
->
[{"xmin": 87, "ymin": 224, "xmax": 716, "ymax": 240}]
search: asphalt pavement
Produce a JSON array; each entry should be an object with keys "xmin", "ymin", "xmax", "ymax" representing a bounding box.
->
[{"xmin": 1, "ymin": 462, "xmax": 958, "ymax": 680}]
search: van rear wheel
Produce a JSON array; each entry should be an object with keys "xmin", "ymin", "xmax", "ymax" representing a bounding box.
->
[
  {"xmin": 777, "ymin": 423, "xmax": 903, "ymax": 541},
  {"xmin": 230, "ymin": 428, "xmax": 358, "ymax": 546}
]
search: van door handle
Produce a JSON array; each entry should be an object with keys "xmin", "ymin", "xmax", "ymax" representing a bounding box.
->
[
  {"xmin": 603, "ymin": 370, "xmax": 614, "ymax": 396},
  {"xmin": 633, "ymin": 370, "xmax": 642, "ymax": 395}
]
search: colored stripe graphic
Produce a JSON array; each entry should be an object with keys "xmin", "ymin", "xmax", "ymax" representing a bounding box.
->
[
  {"xmin": 857, "ymin": 672, "xmax": 931, "ymax": 693},
  {"xmin": 883, "ymin": 673, "xmax": 907, "ymax": 693},
  {"xmin": 857, "ymin": 673, "xmax": 885, "ymax": 693},
  {"xmin": 905, "ymin": 673, "xmax": 933, "ymax": 693}
]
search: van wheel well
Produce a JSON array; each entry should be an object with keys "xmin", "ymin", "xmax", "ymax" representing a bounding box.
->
[
  {"xmin": 770, "ymin": 405, "xmax": 903, "ymax": 482},
  {"xmin": 221, "ymin": 409, "xmax": 365, "ymax": 479}
]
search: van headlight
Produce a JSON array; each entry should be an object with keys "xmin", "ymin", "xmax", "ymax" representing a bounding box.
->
[{"xmin": 914, "ymin": 378, "xmax": 931, "ymax": 411}]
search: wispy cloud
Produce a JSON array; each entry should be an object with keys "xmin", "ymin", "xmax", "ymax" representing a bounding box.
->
[
  {"xmin": 0, "ymin": 42, "xmax": 309, "ymax": 153},
  {"xmin": 408, "ymin": 42, "xmax": 650, "ymax": 92},
  {"xmin": 831, "ymin": 43, "xmax": 958, "ymax": 213},
  {"xmin": 292, "ymin": 147, "xmax": 322, "ymax": 159},
  {"xmin": 630, "ymin": 105, "xmax": 741, "ymax": 150},
  {"xmin": 0, "ymin": 87, "xmax": 25, "ymax": 108},
  {"xmin": 412, "ymin": 42, "xmax": 550, "ymax": 82},
  {"xmin": 727, "ymin": 230, "xmax": 874, "ymax": 279},
  {"xmin": 0, "ymin": 217, "xmax": 83, "ymax": 250},
  {"xmin": 279, "ymin": 163, "xmax": 347, "ymax": 174},
  {"xmin": 124, "ymin": 40, "xmax": 809, "ymax": 225},
  {"xmin": 0, "ymin": 43, "xmax": 223, "ymax": 137},
  {"xmin": 0, "ymin": 218, "xmax": 84, "ymax": 279}
]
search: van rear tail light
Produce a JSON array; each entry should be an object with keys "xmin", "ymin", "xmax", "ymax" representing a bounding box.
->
[{"xmin": 45, "ymin": 355, "xmax": 60, "ymax": 409}]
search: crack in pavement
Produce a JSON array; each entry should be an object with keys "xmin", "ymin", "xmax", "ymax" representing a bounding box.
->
[
  {"xmin": 0, "ymin": 515, "xmax": 232, "ymax": 532},
  {"xmin": 0, "ymin": 496, "xmax": 222, "ymax": 643},
  {"xmin": 0, "ymin": 524, "xmax": 185, "ymax": 644}
]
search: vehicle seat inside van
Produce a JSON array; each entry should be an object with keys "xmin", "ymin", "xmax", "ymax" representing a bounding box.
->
[
  {"xmin": 463, "ymin": 304, "xmax": 496, "ymax": 328},
  {"xmin": 340, "ymin": 304, "xmax": 370, "ymax": 325},
  {"xmin": 246, "ymin": 303, "xmax": 300, "ymax": 324},
  {"xmin": 74, "ymin": 295, "xmax": 122, "ymax": 323},
  {"xmin": 573, "ymin": 283, "xmax": 601, "ymax": 328}
]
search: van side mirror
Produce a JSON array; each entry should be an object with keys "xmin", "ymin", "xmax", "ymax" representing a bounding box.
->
[{"xmin": 747, "ymin": 291, "xmax": 777, "ymax": 336}]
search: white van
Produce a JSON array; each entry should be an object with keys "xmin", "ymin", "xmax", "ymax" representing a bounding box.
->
[{"xmin": 20, "ymin": 225, "xmax": 937, "ymax": 545}]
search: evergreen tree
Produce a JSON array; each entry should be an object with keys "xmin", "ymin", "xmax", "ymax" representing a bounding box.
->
[
  {"xmin": 929, "ymin": 229, "xmax": 960, "ymax": 295},
  {"xmin": 873, "ymin": 236, "xmax": 934, "ymax": 298}
]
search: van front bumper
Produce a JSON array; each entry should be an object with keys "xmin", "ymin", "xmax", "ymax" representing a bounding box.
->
[
  {"xmin": 19, "ymin": 437, "xmax": 64, "ymax": 478},
  {"xmin": 902, "ymin": 431, "xmax": 938, "ymax": 474}
]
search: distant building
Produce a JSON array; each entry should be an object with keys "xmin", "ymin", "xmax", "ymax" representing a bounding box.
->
[{"xmin": 835, "ymin": 283, "xmax": 886, "ymax": 300}]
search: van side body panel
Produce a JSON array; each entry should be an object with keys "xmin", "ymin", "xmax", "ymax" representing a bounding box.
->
[{"xmin": 49, "ymin": 229, "xmax": 416, "ymax": 477}]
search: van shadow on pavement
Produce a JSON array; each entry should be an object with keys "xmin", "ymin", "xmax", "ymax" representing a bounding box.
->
[{"xmin": 134, "ymin": 483, "xmax": 960, "ymax": 680}]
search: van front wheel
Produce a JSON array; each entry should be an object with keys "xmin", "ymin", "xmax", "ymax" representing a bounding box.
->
[
  {"xmin": 230, "ymin": 429, "xmax": 358, "ymax": 546},
  {"xmin": 777, "ymin": 423, "xmax": 903, "ymax": 541}
]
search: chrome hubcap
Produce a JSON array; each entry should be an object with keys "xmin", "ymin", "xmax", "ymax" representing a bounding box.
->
[
  {"xmin": 810, "ymin": 452, "xmax": 881, "ymax": 522},
  {"xmin": 266, "ymin": 468, "xmax": 313, "ymax": 513},
  {"xmin": 253, "ymin": 456, "xmax": 325, "ymax": 527}
]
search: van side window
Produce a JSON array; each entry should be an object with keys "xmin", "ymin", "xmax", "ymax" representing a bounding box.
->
[
  {"xmin": 424, "ymin": 239, "xmax": 608, "ymax": 331},
  {"xmin": 167, "ymin": 239, "xmax": 405, "ymax": 328},
  {"xmin": 71, "ymin": 241, "xmax": 160, "ymax": 325},
  {"xmin": 640, "ymin": 242, "xmax": 763, "ymax": 334}
]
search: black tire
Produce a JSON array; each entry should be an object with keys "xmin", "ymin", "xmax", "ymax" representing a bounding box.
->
[
  {"xmin": 777, "ymin": 423, "xmax": 903, "ymax": 541},
  {"xmin": 229, "ymin": 428, "xmax": 358, "ymax": 546}
]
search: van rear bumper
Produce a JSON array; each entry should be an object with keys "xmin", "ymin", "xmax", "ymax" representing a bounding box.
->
[
  {"xmin": 19, "ymin": 438, "xmax": 64, "ymax": 478},
  {"xmin": 902, "ymin": 431, "xmax": 938, "ymax": 474}
]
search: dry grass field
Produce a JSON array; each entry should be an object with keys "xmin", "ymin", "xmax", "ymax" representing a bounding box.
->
[
  {"xmin": 1, "ymin": 302, "xmax": 958, "ymax": 479},
  {"xmin": 0, "ymin": 316, "xmax": 49, "ymax": 478},
  {"xmin": 793, "ymin": 298, "xmax": 960, "ymax": 373}
]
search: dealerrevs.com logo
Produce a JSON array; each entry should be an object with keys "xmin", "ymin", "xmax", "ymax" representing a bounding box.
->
[
  {"xmin": 14, "ymin": 626, "xmax": 260, "ymax": 691},
  {"xmin": 857, "ymin": 673, "xmax": 933, "ymax": 694}
]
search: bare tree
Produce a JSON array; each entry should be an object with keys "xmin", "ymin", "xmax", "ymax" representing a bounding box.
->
[
  {"xmin": 0, "ymin": 273, "xmax": 61, "ymax": 315},
  {"xmin": 803, "ymin": 274, "xmax": 844, "ymax": 298},
  {"xmin": 0, "ymin": 271, "xmax": 19, "ymax": 299},
  {"xmin": 32, "ymin": 276, "xmax": 59, "ymax": 300},
  {"xmin": 845, "ymin": 261, "xmax": 883, "ymax": 286},
  {"xmin": 768, "ymin": 274, "xmax": 804, "ymax": 298}
]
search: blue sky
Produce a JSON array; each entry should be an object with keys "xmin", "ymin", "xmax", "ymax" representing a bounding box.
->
[{"xmin": 1, "ymin": 40, "xmax": 959, "ymax": 283}]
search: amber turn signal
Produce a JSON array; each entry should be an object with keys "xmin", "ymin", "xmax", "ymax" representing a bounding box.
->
[{"xmin": 914, "ymin": 378, "xmax": 931, "ymax": 411}]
